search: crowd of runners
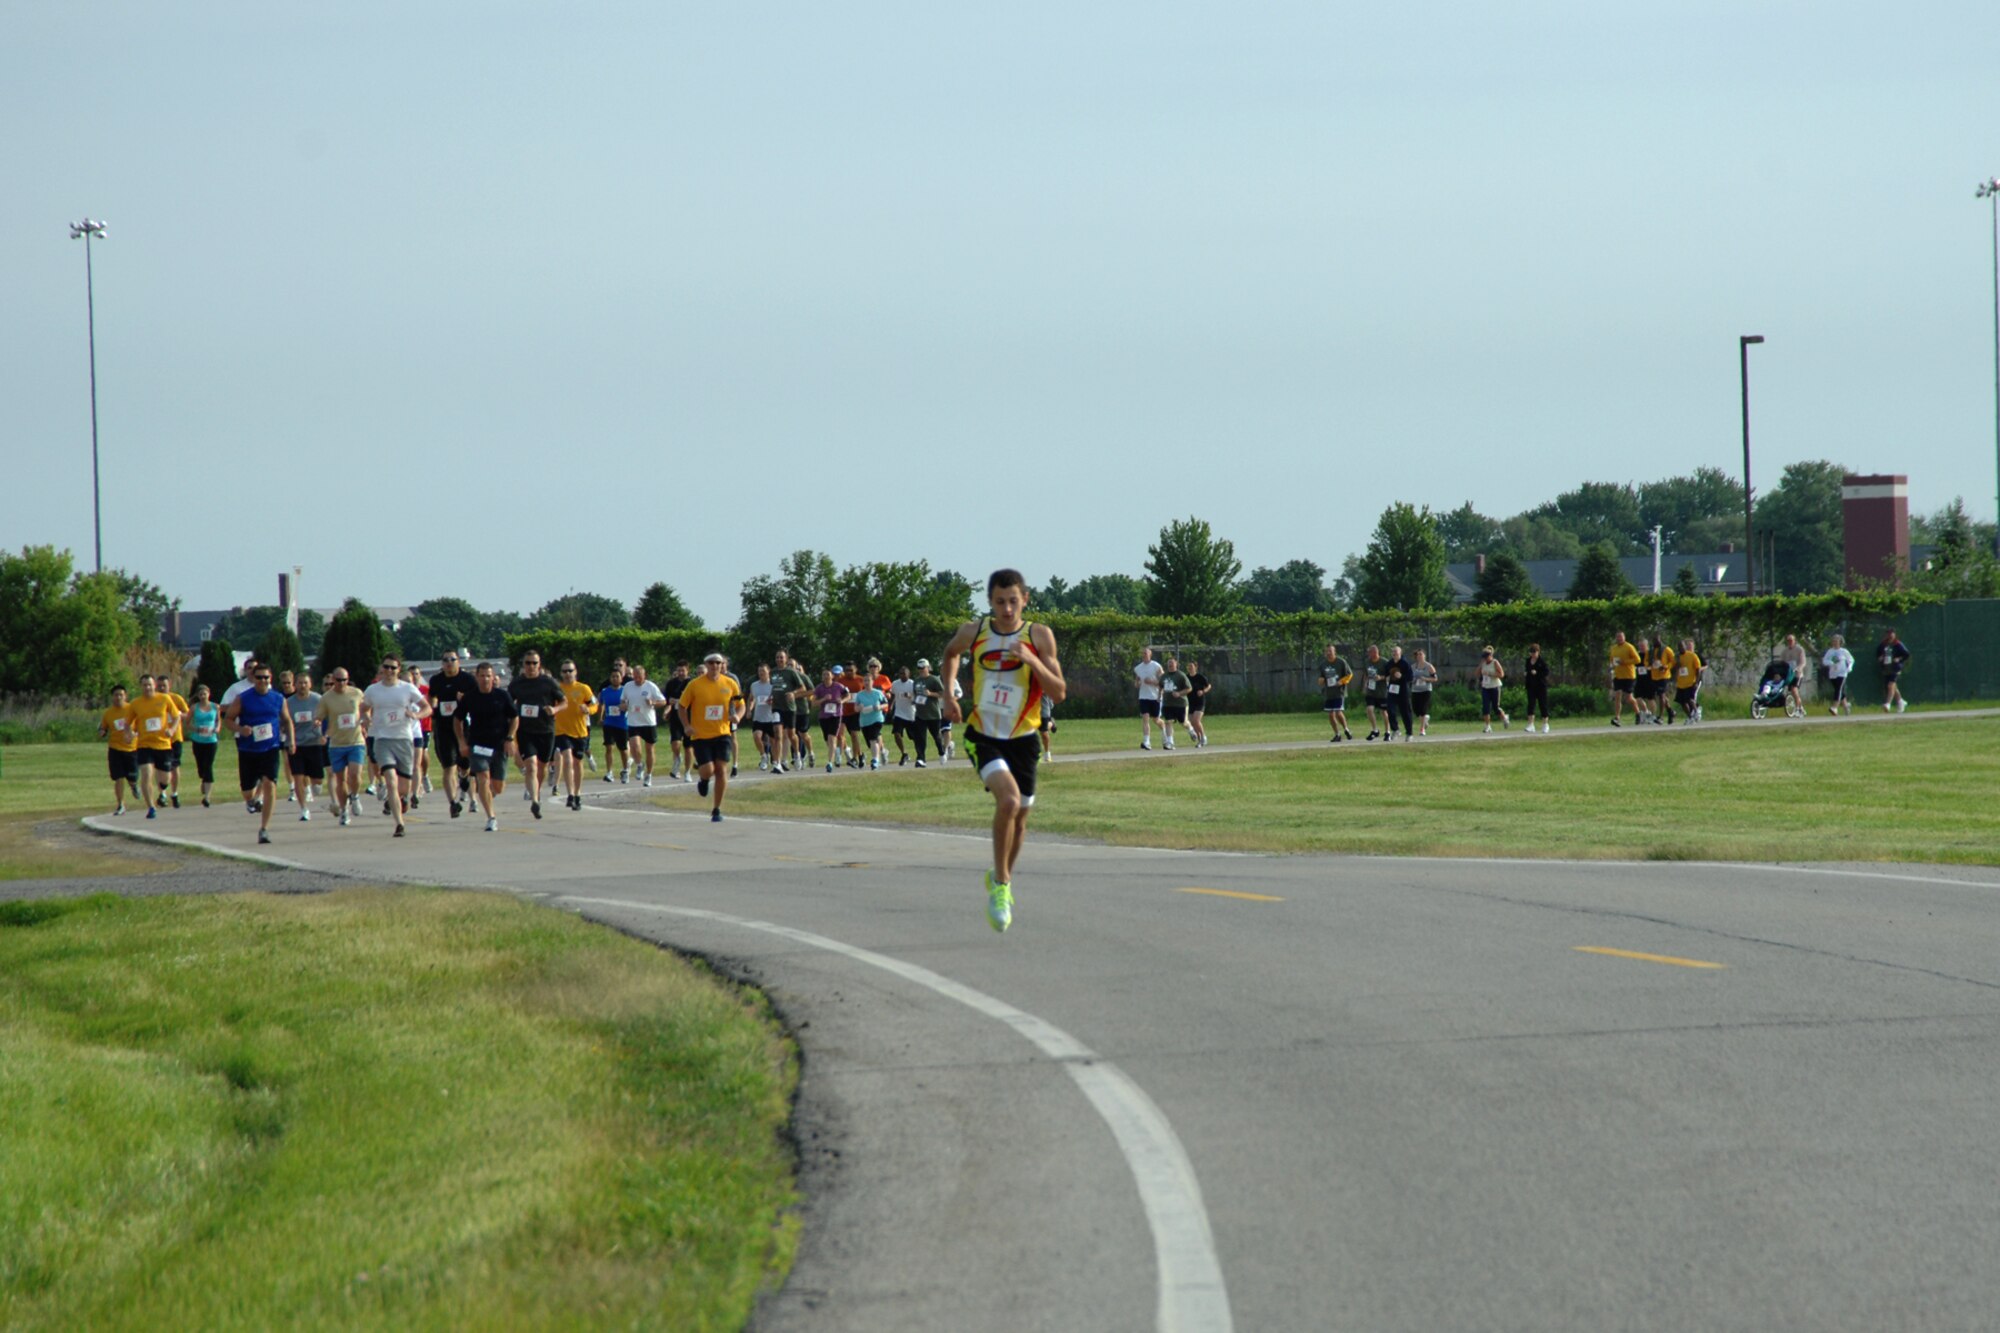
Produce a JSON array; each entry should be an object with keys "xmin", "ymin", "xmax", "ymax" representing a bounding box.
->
[{"xmin": 93, "ymin": 577, "xmax": 1922, "ymax": 933}]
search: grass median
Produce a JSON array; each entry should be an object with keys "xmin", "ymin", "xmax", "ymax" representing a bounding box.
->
[
  {"xmin": 0, "ymin": 886, "xmax": 797, "ymax": 1331},
  {"xmin": 663, "ymin": 713, "xmax": 2000, "ymax": 865}
]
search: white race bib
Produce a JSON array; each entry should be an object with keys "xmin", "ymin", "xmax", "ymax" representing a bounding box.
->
[
  {"xmin": 705, "ymin": 704, "xmax": 724, "ymax": 721},
  {"xmin": 521, "ymin": 704, "xmax": 540, "ymax": 718},
  {"xmin": 1388, "ymin": 684, "xmax": 1400, "ymax": 695},
  {"xmin": 144, "ymin": 716, "xmax": 163, "ymax": 731},
  {"xmin": 113, "ymin": 718, "xmax": 129, "ymax": 731},
  {"xmin": 338, "ymin": 712, "xmax": 357, "ymax": 730},
  {"xmin": 382, "ymin": 709, "xmax": 405, "ymax": 727},
  {"xmin": 251, "ymin": 723, "xmax": 274, "ymax": 742},
  {"xmin": 473, "ymin": 745, "xmax": 494, "ymax": 758},
  {"xmin": 822, "ymin": 702, "xmax": 840, "ymax": 717},
  {"xmin": 439, "ymin": 700, "xmax": 456, "ymax": 716},
  {"xmin": 979, "ymin": 678, "xmax": 1023, "ymax": 733},
  {"xmin": 606, "ymin": 705, "xmax": 622, "ymax": 717}
]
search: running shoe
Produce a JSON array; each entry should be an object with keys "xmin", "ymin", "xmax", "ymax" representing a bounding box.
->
[
  {"xmin": 1897, "ymin": 699, "xmax": 1908, "ymax": 712},
  {"xmin": 1366, "ymin": 731, "xmax": 1378, "ymax": 741},
  {"xmin": 1164, "ymin": 739, "xmax": 1175, "ymax": 750},
  {"xmin": 531, "ymin": 801, "xmax": 542, "ymax": 820},
  {"xmin": 485, "ymin": 817, "xmax": 497, "ymax": 833},
  {"xmin": 1330, "ymin": 736, "xmax": 1340, "ymax": 744},
  {"xmin": 300, "ymin": 809, "xmax": 310, "ymax": 821},
  {"xmin": 257, "ymin": 830, "xmax": 271, "ymax": 845},
  {"xmin": 698, "ymin": 777, "xmax": 710, "ymax": 797},
  {"xmin": 870, "ymin": 758, "xmax": 880, "ymax": 770},
  {"xmin": 340, "ymin": 811, "xmax": 350, "ymax": 827},
  {"xmin": 1140, "ymin": 740, "xmax": 1151, "ymax": 751},
  {"xmin": 641, "ymin": 773, "xmax": 652, "ymax": 788},
  {"xmin": 899, "ymin": 754, "xmax": 908, "ymax": 767},
  {"xmin": 393, "ymin": 825, "xmax": 406, "ymax": 838},
  {"xmin": 422, "ymin": 777, "xmax": 433, "ymax": 793},
  {"xmin": 604, "ymin": 773, "xmax": 615, "ymax": 783},
  {"xmin": 710, "ymin": 809, "xmax": 723, "ymax": 823},
  {"xmin": 1610, "ymin": 718, "xmax": 1620, "ymax": 727},
  {"xmin": 984, "ymin": 872, "xmax": 1013, "ymax": 933},
  {"xmin": 201, "ymin": 798, "xmax": 211, "ymax": 808},
  {"xmin": 155, "ymin": 793, "xmax": 167, "ymax": 808},
  {"xmin": 171, "ymin": 794, "xmax": 180, "ymax": 808},
  {"xmin": 914, "ymin": 759, "xmax": 927, "ymax": 768},
  {"xmin": 146, "ymin": 807, "xmax": 156, "ymax": 820},
  {"xmin": 758, "ymin": 759, "xmax": 769, "ymax": 771},
  {"xmin": 410, "ymin": 795, "xmax": 420, "ymax": 810},
  {"xmin": 113, "ymin": 804, "xmax": 126, "ymax": 816},
  {"xmin": 729, "ymin": 765, "xmax": 739, "ymax": 778}
]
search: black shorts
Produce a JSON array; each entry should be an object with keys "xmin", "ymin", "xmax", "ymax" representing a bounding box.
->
[
  {"xmin": 1188, "ymin": 699, "xmax": 1205, "ymax": 715},
  {"xmin": 553, "ymin": 734, "xmax": 590, "ymax": 754},
  {"xmin": 413, "ymin": 732, "xmax": 430, "ymax": 749},
  {"xmin": 1882, "ymin": 665, "xmax": 1903, "ymax": 683},
  {"xmin": 107, "ymin": 748, "xmax": 139, "ymax": 781},
  {"xmin": 753, "ymin": 719, "xmax": 779, "ymax": 737},
  {"xmin": 1162, "ymin": 702, "xmax": 1187, "ymax": 723},
  {"xmin": 891, "ymin": 716, "xmax": 912, "ymax": 737},
  {"xmin": 1612, "ymin": 678, "xmax": 1635, "ymax": 694},
  {"xmin": 600, "ymin": 725, "xmax": 628, "ymax": 751},
  {"xmin": 1675, "ymin": 686, "xmax": 1699, "ymax": 709},
  {"xmin": 290, "ymin": 745, "xmax": 328, "ymax": 780},
  {"xmin": 968, "ymin": 730, "xmax": 1042, "ymax": 802},
  {"xmin": 1411, "ymin": 691, "xmax": 1433, "ymax": 717},
  {"xmin": 192, "ymin": 741, "xmax": 219, "ymax": 784},
  {"xmin": 516, "ymin": 731, "xmax": 556, "ymax": 764},
  {"xmin": 628, "ymin": 724, "xmax": 657, "ymax": 745},
  {"xmin": 1323, "ymin": 692, "xmax": 1346, "ymax": 712},
  {"xmin": 861, "ymin": 722, "xmax": 883, "ymax": 744},
  {"xmin": 1634, "ymin": 677, "xmax": 1655, "ymax": 700},
  {"xmin": 138, "ymin": 747, "xmax": 174, "ymax": 770},
  {"xmin": 237, "ymin": 748, "xmax": 282, "ymax": 788},
  {"xmin": 667, "ymin": 713, "xmax": 688, "ymax": 741},
  {"xmin": 168, "ymin": 741, "xmax": 183, "ymax": 770},
  {"xmin": 819, "ymin": 715, "xmax": 843, "ymax": 740},
  {"xmin": 691, "ymin": 736, "xmax": 731, "ymax": 768},
  {"xmin": 1138, "ymin": 699, "xmax": 1161, "ymax": 717},
  {"xmin": 1366, "ymin": 694, "xmax": 1388, "ymax": 711},
  {"xmin": 792, "ymin": 710, "xmax": 811, "ymax": 733},
  {"xmin": 433, "ymin": 727, "xmax": 464, "ymax": 766},
  {"xmin": 466, "ymin": 745, "xmax": 509, "ymax": 781}
]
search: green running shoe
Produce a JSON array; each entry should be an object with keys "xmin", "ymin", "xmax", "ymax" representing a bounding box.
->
[{"xmin": 984, "ymin": 872, "xmax": 1013, "ymax": 933}]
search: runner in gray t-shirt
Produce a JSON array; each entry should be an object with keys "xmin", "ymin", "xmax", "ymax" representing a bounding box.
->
[{"xmin": 911, "ymin": 662, "xmax": 946, "ymax": 766}]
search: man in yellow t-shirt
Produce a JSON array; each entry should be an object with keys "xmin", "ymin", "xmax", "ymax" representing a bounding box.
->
[
  {"xmin": 677, "ymin": 653, "xmax": 745, "ymax": 821},
  {"xmin": 99, "ymin": 685, "xmax": 139, "ymax": 814},
  {"xmin": 1674, "ymin": 641, "xmax": 1705, "ymax": 724},
  {"xmin": 1607, "ymin": 632, "xmax": 1643, "ymax": 727},
  {"xmin": 1649, "ymin": 642, "xmax": 1678, "ymax": 724},
  {"xmin": 157, "ymin": 675, "xmax": 191, "ymax": 807},
  {"xmin": 126, "ymin": 677, "xmax": 181, "ymax": 818},
  {"xmin": 553, "ymin": 659, "xmax": 600, "ymax": 812}
]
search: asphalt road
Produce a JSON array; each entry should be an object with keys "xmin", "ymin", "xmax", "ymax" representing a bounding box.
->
[{"xmin": 84, "ymin": 753, "xmax": 2000, "ymax": 1333}]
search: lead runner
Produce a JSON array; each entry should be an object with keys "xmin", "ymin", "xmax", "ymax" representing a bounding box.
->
[{"xmin": 938, "ymin": 568, "xmax": 1066, "ymax": 933}]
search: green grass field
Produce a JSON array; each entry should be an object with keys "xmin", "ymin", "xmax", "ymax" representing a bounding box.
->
[
  {"xmin": 659, "ymin": 713, "xmax": 2000, "ymax": 865},
  {"xmin": 0, "ymin": 888, "xmax": 797, "ymax": 1332},
  {"xmin": 0, "ymin": 745, "xmax": 802, "ymax": 1330}
]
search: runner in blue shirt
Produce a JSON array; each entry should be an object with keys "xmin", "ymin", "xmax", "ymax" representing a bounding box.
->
[
  {"xmin": 854, "ymin": 683, "xmax": 888, "ymax": 770},
  {"xmin": 221, "ymin": 664, "xmax": 293, "ymax": 845}
]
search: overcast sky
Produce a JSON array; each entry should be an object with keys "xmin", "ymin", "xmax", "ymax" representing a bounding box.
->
[{"xmin": 7, "ymin": 2, "xmax": 1998, "ymax": 625}]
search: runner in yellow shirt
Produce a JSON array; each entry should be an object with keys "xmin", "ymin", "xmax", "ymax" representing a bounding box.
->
[
  {"xmin": 126, "ymin": 677, "xmax": 181, "ymax": 820},
  {"xmin": 1649, "ymin": 641, "xmax": 1678, "ymax": 725},
  {"xmin": 156, "ymin": 675, "xmax": 191, "ymax": 807},
  {"xmin": 677, "ymin": 653, "xmax": 745, "ymax": 822},
  {"xmin": 1674, "ymin": 641, "xmax": 1705, "ymax": 725},
  {"xmin": 1607, "ymin": 632, "xmax": 1643, "ymax": 727},
  {"xmin": 553, "ymin": 659, "xmax": 600, "ymax": 812},
  {"xmin": 99, "ymin": 686, "xmax": 139, "ymax": 815}
]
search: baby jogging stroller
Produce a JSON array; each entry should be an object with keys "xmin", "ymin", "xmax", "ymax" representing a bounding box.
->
[{"xmin": 1750, "ymin": 659, "xmax": 1802, "ymax": 719}]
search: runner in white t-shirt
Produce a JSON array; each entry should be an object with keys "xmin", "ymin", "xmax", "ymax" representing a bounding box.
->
[
  {"xmin": 1133, "ymin": 647, "xmax": 1166, "ymax": 751},
  {"xmin": 1822, "ymin": 634, "xmax": 1855, "ymax": 716},
  {"xmin": 619, "ymin": 666, "xmax": 669, "ymax": 786},
  {"xmin": 890, "ymin": 668, "xmax": 918, "ymax": 766},
  {"xmin": 360, "ymin": 658, "xmax": 429, "ymax": 836}
]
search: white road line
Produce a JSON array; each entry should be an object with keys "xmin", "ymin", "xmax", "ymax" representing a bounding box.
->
[
  {"xmin": 558, "ymin": 893, "xmax": 1234, "ymax": 1333},
  {"xmin": 1374, "ymin": 853, "xmax": 2000, "ymax": 891}
]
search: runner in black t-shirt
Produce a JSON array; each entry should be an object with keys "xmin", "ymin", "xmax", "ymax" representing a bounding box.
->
[
  {"xmin": 1522, "ymin": 644, "xmax": 1552, "ymax": 733},
  {"xmin": 1319, "ymin": 643, "xmax": 1355, "ymax": 742},
  {"xmin": 1384, "ymin": 647, "xmax": 1415, "ymax": 741},
  {"xmin": 428, "ymin": 654, "xmax": 479, "ymax": 817},
  {"xmin": 453, "ymin": 663, "xmax": 520, "ymax": 832},
  {"xmin": 507, "ymin": 652, "xmax": 568, "ymax": 820},
  {"xmin": 1186, "ymin": 659, "xmax": 1212, "ymax": 748}
]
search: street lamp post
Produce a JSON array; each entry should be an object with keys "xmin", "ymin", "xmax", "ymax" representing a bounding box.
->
[
  {"xmin": 1978, "ymin": 179, "xmax": 2000, "ymax": 558},
  {"xmin": 1740, "ymin": 334, "xmax": 1765, "ymax": 596},
  {"xmin": 69, "ymin": 218, "xmax": 109, "ymax": 574}
]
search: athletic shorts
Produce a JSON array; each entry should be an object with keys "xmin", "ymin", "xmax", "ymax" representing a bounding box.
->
[
  {"xmin": 1188, "ymin": 700, "xmax": 1205, "ymax": 715},
  {"xmin": 1411, "ymin": 691, "xmax": 1433, "ymax": 717},
  {"xmin": 466, "ymin": 744, "xmax": 508, "ymax": 780},
  {"xmin": 690, "ymin": 736, "xmax": 731, "ymax": 768},
  {"xmin": 138, "ymin": 747, "xmax": 174, "ymax": 770},
  {"xmin": 1612, "ymin": 678, "xmax": 1635, "ymax": 694},
  {"xmin": 861, "ymin": 722, "xmax": 883, "ymax": 744},
  {"xmin": 667, "ymin": 713, "xmax": 688, "ymax": 741},
  {"xmin": 107, "ymin": 748, "xmax": 139, "ymax": 781},
  {"xmin": 1038, "ymin": 710, "xmax": 1055, "ymax": 734},
  {"xmin": 237, "ymin": 748, "xmax": 281, "ymax": 788},
  {"xmin": 1635, "ymin": 677, "xmax": 1656, "ymax": 700},
  {"xmin": 553, "ymin": 734, "xmax": 589, "ymax": 754},
  {"xmin": 627, "ymin": 724, "xmax": 657, "ymax": 745},
  {"xmin": 753, "ymin": 719, "xmax": 779, "ymax": 737},
  {"xmin": 819, "ymin": 716, "xmax": 843, "ymax": 740},
  {"xmin": 792, "ymin": 710, "xmax": 811, "ymax": 733},
  {"xmin": 413, "ymin": 732, "xmax": 430, "ymax": 750},
  {"xmin": 290, "ymin": 744, "xmax": 328, "ymax": 780},
  {"xmin": 1829, "ymin": 676, "xmax": 1849, "ymax": 704},
  {"xmin": 1366, "ymin": 694, "xmax": 1388, "ymax": 710},
  {"xmin": 1480, "ymin": 686, "xmax": 1503, "ymax": 715},
  {"xmin": 968, "ymin": 730, "xmax": 1041, "ymax": 804},
  {"xmin": 328, "ymin": 744, "xmax": 366, "ymax": 773},
  {"xmin": 372, "ymin": 737, "xmax": 415, "ymax": 779},
  {"xmin": 1882, "ymin": 664, "xmax": 1903, "ymax": 682},
  {"xmin": 192, "ymin": 741, "xmax": 219, "ymax": 784},
  {"xmin": 601, "ymin": 725, "xmax": 628, "ymax": 750},
  {"xmin": 1323, "ymin": 692, "xmax": 1346, "ymax": 712},
  {"xmin": 891, "ymin": 716, "xmax": 913, "ymax": 737},
  {"xmin": 168, "ymin": 741, "xmax": 183, "ymax": 770},
  {"xmin": 433, "ymin": 727, "xmax": 463, "ymax": 766},
  {"xmin": 1675, "ymin": 686, "xmax": 1699, "ymax": 709},
  {"xmin": 515, "ymin": 731, "xmax": 555, "ymax": 764},
  {"xmin": 1162, "ymin": 702, "xmax": 1187, "ymax": 723},
  {"xmin": 1138, "ymin": 699, "xmax": 1161, "ymax": 717}
]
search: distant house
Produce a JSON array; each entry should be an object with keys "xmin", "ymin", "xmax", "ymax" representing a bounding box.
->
[
  {"xmin": 159, "ymin": 605, "xmax": 414, "ymax": 650},
  {"xmin": 1446, "ymin": 552, "xmax": 1752, "ymax": 602}
]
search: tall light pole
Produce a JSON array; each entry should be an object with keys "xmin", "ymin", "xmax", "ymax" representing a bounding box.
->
[
  {"xmin": 1740, "ymin": 334, "xmax": 1765, "ymax": 596},
  {"xmin": 1978, "ymin": 179, "xmax": 2000, "ymax": 558},
  {"xmin": 69, "ymin": 218, "xmax": 109, "ymax": 574}
]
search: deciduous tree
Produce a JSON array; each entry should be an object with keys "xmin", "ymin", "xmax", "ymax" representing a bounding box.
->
[
  {"xmin": 1355, "ymin": 504, "xmax": 1452, "ymax": 611},
  {"xmin": 1144, "ymin": 517, "xmax": 1243, "ymax": 617},
  {"xmin": 1568, "ymin": 542, "xmax": 1635, "ymax": 601}
]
